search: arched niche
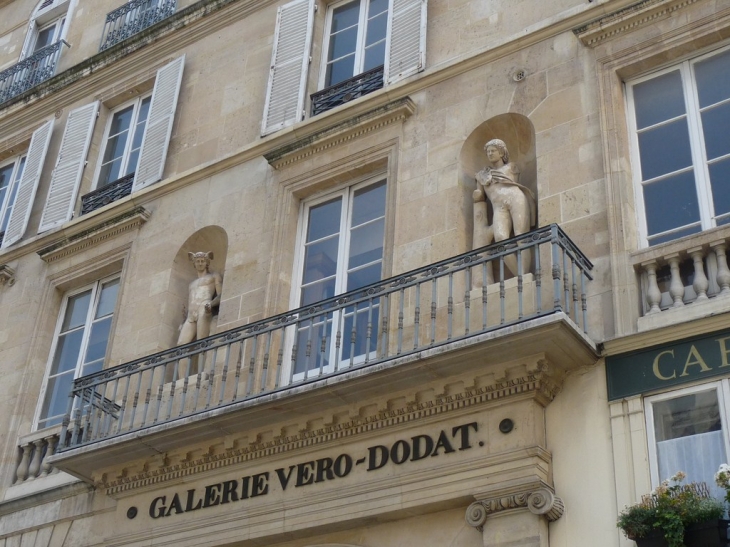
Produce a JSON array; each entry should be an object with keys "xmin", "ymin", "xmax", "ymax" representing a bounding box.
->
[
  {"xmin": 167, "ymin": 226, "xmax": 229, "ymax": 349},
  {"xmin": 459, "ymin": 113, "xmax": 538, "ymax": 245}
]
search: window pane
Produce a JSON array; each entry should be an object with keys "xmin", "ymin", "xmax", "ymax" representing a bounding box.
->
[
  {"xmin": 643, "ymin": 171, "xmax": 700, "ymax": 236},
  {"xmin": 84, "ymin": 317, "xmax": 112, "ymax": 364},
  {"xmin": 329, "ymin": 26, "xmax": 359, "ymax": 62},
  {"xmin": 34, "ymin": 25, "xmax": 56, "ymax": 52},
  {"xmin": 102, "ymin": 133, "xmax": 128, "ymax": 165},
  {"xmin": 637, "ymin": 118, "xmax": 693, "ymax": 181},
  {"xmin": 61, "ymin": 291, "xmax": 92, "ymax": 332},
  {"xmin": 368, "ymin": 0, "xmax": 388, "ymax": 17},
  {"xmin": 0, "ymin": 163, "xmax": 13, "ymax": 192},
  {"xmin": 694, "ymin": 49, "xmax": 730, "ymax": 109},
  {"xmin": 342, "ymin": 306, "xmax": 379, "ymax": 360},
  {"xmin": 351, "ymin": 181, "xmax": 386, "ymax": 226},
  {"xmin": 39, "ymin": 371, "xmax": 75, "ymax": 426},
  {"xmin": 347, "ymin": 261, "xmax": 381, "ymax": 291},
  {"xmin": 648, "ymin": 225, "xmax": 702, "ymax": 246},
  {"xmin": 49, "ymin": 330, "xmax": 84, "ymax": 375},
  {"xmin": 96, "ymin": 279, "xmax": 120, "ymax": 318},
  {"xmin": 326, "ymin": 56, "xmax": 356, "ymax": 87},
  {"xmin": 303, "ymin": 236, "xmax": 340, "ymax": 283},
  {"xmin": 330, "ymin": 1, "xmax": 360, "ymax": 33},
  {"xmin": 701, "ymin": 101, "xmax": 730, "ymax": 161},
  {"xmin": 348, "ymin": 220, "xmax": 384, "ymax": 269},
  {"xmin": 301, "ymin": 277, "xmax": 337, "ymax": 305},
  {"xmin": 109, "ymin": 106, "xmax": 134, "ymax": 136},
  {"xmin": 363, "ymin": 41, "xmax": 386, "ymax": 72},
  {"xmin": 710, "ymin": 157, "xmax": 730, "ymax": 219},
  {"xmin": 633, "ymin": 70, "xmax": 686, "ymax": 129},
  {"xmin": 365, "ymin": 10, "xmax": 387, "ymax": 46},
  {"xmin": 98, "ymin": 159, "xmax": 122, "ymax": 186},
  {"xmin": 652, "ymin": 391, "xmax": 726, "ymax": 499},
  {"xmin": 307, "ymin": 199, "xmax": 342, "ymax": 241}
]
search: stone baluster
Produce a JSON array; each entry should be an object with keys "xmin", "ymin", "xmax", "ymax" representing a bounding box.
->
[
  {"xmin": 712, "ymin": 240, "xmax": 730, "ymax": 295},
  {"xmin": 688, "ymin": 246, "xmax": 709, "ymax": 301},
  {"xmin": 14, "ymin": 444, "xmax": 31, "ymax": 484},
  {"xmin": 665, "ymin": 254, "xmax": 685, "ymax": 307},
  {"xmin": 40, "ymin": 435, "xmax": 58, "ymax": 477},
  {"xmin": 27, "ymin": 439, "xmax": 45, "ymax": 480},
  {"xmin": 642, "ymin": 261, "xmax": 661, "ymax": 314}
]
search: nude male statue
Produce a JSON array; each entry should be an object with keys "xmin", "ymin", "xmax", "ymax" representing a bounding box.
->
[
  {"xmin": 177, "ymin": 251, "xmax": 223, "ymax": 347},
  {"xmin": 473, "ymin": 139, "xmax": 536, "ymax": 277}
]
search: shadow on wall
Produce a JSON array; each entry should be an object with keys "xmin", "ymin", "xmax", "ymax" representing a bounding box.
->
[
  {"xmin": 167, "ymin": 225, "xmax": 228, "ymax": 350},
  {"xmin": 459, "ymin": 112, "xmax": 538, "ymax": 247}
]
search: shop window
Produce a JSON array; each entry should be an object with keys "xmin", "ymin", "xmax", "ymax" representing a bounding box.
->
[
  {"xmin": 627, "ymin": 47, "xmax": 730, "ymax": 247},
  {"xmin": 291, "ymin": 179, "xmax": 386, "ymax": 378},
  {"xmin": 645, "ymin": 382, "xmax": 730, "ymax": 499},
  {"xmin": 36, "ymin": 276, "xmax": 120, "ymax": 430}
]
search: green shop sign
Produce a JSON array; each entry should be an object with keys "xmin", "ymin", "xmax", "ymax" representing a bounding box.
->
[{"xmin": 606, "ymin": 330, "xmax": 730, "ymax": 400}]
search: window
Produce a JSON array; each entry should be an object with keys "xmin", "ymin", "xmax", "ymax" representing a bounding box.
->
[
  {"xmin": 96, "ymin": 95, "xmax": 152, "ymax": 187},
  {"xmin": 0, "ymin": 156, "xmax": 27, "ymax": 237},
  {"xmin": 321, "ymin": 0, "xmax": 388, "ymax": 88},
  {"xmin": 36, "ymin": 276, "xmax": 120, "ymax": 429},
  {"xmin": 292, "ymin": 180, "xmax": 387, "ymax": 377},
  {"xmin": 628, "ymin": 47, "xmax": 730, "ymax": 246},
  {"xmin": 261, "ymin": 0, "xmax": 425, "ymax": 134},
  {"xmin": 646, "ymin": 382, "xmax": 730, "ymax": 500},
  {"xmin": 31, "ymin": 15, "xmax": 66, "ymax": 54}
]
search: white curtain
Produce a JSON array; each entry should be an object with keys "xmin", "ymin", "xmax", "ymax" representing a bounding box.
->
[{"xmin": 657, "ymin": 430, "xmax": 725, "ymax": 499}]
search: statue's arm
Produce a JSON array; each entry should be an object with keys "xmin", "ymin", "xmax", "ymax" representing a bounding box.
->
[{"xmin": 210, "ymin": 273, "xmax": 223, "ymax": 308}]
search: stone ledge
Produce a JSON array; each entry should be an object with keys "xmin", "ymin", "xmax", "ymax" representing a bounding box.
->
[
  {"xmin": 573, "ymin": 0, "xmax": 700, "ymax": 47},
  {"xmin": 264, "ymin": 97, "xmax": 416, "ymax": 169},
  {"xmin": 37, "ymin": 207, "xmax": 150, "ymax": 263}
]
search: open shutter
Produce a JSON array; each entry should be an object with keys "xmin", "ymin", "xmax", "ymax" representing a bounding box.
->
[
  {"xmin": 385, "ymin": 0, "xmax": 427, "ymax": 85},
  {"xmin": 1, "ymin": 120, "xmax": 53, "ymax": 248},
  {"xmin": 38, "ymin": 101, "xmax": 99, "ymax": 233},
  {"xmin": 261, "ymin": 0, "xmax": 315, "ymax": 136},
  {"xmin": 132, "ymin": 55, "xmax": 185, "ymax": 191}
]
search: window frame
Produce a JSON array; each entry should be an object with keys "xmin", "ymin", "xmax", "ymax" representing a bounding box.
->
[
  {"xmin": 626, "ymin": 44, "xmax": 730, "ymax": 248},
  {"xmin": 21, "ymin": 0, "xmax": 74, "ymax": 61},
  {"xmin": 92, "ymin": 93, "xmax": 153, "ymax": 190},
  {"xmin": 287, "ymin": 175, "xmax": 388, "ymax": 381},
  {"xmin": 318, "ymin": 0, "xmax": 389, "ymax": 90},
  {"xmin": 34, "ymin": 273, "xmax": 121, "ymax": 431},
  {"xmin": 644, "ymin": 380, "xmax": 730, "ymax": 491},
  {"xmin": 0, "ymin": 154, "xmax": 27, "ymax": 236}
]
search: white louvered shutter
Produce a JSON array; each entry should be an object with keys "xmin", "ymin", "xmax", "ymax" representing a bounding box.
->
[
  {"xmin": 261, "ymin": 0, "xmax": 315, "ymax": 136},
  {"xmin": 133, "ymin": 55, "xmax": 185, "ymax": 191},
  {"xmin": 1, "ymin": 121, "xmax": 54, "ymax": 248},
  {"xmin": 38, "ymin": 101, "xmax": 99, "ymax": 233},
  {"xmin": 385, "ymin": 0, "xmax": 427, "ymax": 85}
]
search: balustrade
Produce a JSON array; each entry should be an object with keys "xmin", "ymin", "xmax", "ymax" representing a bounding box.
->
[
  {"xmin": 57, "ymin": 225, "xmax": 592, "ymax": 451},
  {"xmin": 99, "ymin": 0, "xmax": 176, "ymax": 52},
  {"xmin": 311, "ymin": 65, "xmax": 384, "ymax": 116},
  {"xmin": 80, "ymin": 173, "xmax": 135, "ymax": 215},
  {"xmin": 0, "ymin": 41, "xmax": 68, "ymax": 106},
  {"xmin": 638, "ymin": 238, "xmax": 730, "ymax": 315},
  {"xmin": 13, "ymin": 433, "xmax": 60, "ymax": 484}
]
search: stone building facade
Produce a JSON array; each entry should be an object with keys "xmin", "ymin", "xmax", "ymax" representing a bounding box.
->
[{"xmin": 0, "ymin": 0, "xmax": 727, "ymax": 546}]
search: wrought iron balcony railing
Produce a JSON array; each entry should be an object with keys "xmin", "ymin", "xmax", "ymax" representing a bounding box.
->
[
  {"xmin": 0, "ymin": 41, "xmax": 68, "ymax": 106},
  {"xmin": 80, "ymin": 173, "xmax": 135, "ymax": 215},
  {"xmin": 57, "ymin": 224, "xmax": 593, "ymax": 451},
  {"xmin": 99, "ymin": 0, "xmax": 177, "ymax": 52},
  {"xmin": 311, "ymin": 65, "xmax": 384, "ymax": 116}
]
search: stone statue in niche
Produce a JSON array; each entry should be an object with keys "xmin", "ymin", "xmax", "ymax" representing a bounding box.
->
[
  {"xmin": 473, "ymin": 138, "xmax": 536, "ymax": 277},
  {"xmin": 178, "ymin": 251, "xmax": 223, "ymax": 347}
]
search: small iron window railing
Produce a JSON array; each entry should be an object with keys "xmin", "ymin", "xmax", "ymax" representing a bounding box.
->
[
  {"xmin": 311, "ymin": 65, "xmax": 384, "ymax": 116},
  {"xmin": 80, "ymin": 173, "xmax": 135, "ymax": 215},
  {"xmin": 0, "ymin": 41, "xmax": 68, "ymax": 106},
  {"xmin": 99, "ymin": 0, "xmax": 176, "ymax": 52}
]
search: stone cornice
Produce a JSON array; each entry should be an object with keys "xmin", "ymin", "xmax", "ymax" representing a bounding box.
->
[
  {"xmin": 264, "ymin": 98, "xmax": 416, "ymax": 169},
  {"xmin": 573, "ymin": 0, "xmax": 700, "ymax": 47},
  {"xmin": 36, "ymin": 207, "xmax": 150, "ymax": 263},
  {"xmin": 101, "ymin": 357, "xmax": 559, "ymax": 495}
]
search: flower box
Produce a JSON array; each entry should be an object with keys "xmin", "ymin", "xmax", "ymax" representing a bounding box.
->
[{"xmin": 683, "ymin": 518, "xmax": 730, "ymax": 547}]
